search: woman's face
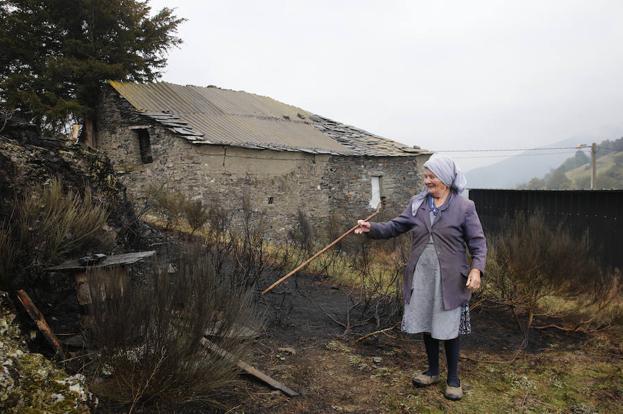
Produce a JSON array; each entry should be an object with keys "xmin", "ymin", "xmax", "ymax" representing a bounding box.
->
[{"xmin": 423, "ymin": 168, "xmax": 449, "ymax": 197}]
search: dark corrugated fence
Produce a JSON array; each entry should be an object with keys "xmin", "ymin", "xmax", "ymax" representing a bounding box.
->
[{"xmin": 468, "ymin": 189, "xmax": 623, "ymax": 269}]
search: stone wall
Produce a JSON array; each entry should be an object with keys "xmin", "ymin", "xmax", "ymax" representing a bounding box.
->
[
  {"xmin": 96, "ymin": 88, "xmax": 429, "ymax": 239},
  {"xmin": 324, "ymin": 154, "xmax": 428, "ymax": 227}
]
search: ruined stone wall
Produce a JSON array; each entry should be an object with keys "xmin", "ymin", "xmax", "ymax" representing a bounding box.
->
[
  {"xmin": 323, "ymin": 154, "xmax": 429, "ymax": 226},
  {"xmin": 96, "ymin": 89, "xmax": 331, "ymax": 237},
  {"xmin": 95, "ymin": 88, "xmax": 429, "ymax": 239}
]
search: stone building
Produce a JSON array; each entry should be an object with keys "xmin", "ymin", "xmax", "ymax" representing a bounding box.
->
[{"xmin": 94, "ymin": 81, "xmax": 430, "ymax": 238}]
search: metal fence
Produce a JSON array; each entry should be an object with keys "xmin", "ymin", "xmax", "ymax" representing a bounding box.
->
[{"xmin": 468, "ymin": 189, "xmax": 623, "ymax": 269}]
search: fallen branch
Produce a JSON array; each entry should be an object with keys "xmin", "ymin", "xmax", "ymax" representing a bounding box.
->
[
  {"xmin": 200, "ymin": 338, "xmax": 299, "ymax": 397},
  {"xmin": 298, "ymin": 290, "xmax": 367, "ymax": 332},
  {"xmin": 315, "ymin": 301, "xmax": 347, "ymax": 330},
  {"xmin": 532, "ymin": 322, "xmax": 609, "ymax": 334},
  {"xmin": 16, "ymin": 289, "xmax": 65, "ymax": 359},
  {"xmin": 354, "ymin": 323, "xmax": 398, "ymax": 343}
]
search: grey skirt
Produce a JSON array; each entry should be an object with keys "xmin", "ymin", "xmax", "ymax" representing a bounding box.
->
[{"xmin": 401, "ymin": 241, "xmax": 471, "ymax": 339}]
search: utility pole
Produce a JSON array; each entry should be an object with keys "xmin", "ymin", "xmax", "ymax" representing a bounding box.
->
[{"xmin": 591, "ymin": 142, "xmax": 597, "ymax": 190}]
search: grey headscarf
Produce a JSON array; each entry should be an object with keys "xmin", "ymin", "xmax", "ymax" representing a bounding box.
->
[
  {"xmin": 423, "ymin": 156, "xmax": 467, "ymax": 194},
  {"xmin": 411, "ymin": 156, "xmax": 467, "ymax": 216}
]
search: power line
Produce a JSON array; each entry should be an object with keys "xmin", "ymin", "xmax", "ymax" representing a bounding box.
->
[
  {"xmin": 434, "ymin": 146, "xmax": 588, "ymax": 153},
  {"xmin": 449, "ymin": 147, "xmax": 620, "ymax": 160},
  {"xmin": 451, "ymin": 150, "xmax": 582, "ymax": 160}
]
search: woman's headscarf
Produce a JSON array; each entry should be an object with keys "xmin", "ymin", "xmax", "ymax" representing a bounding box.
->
[
  {"xmin": 411, "ymin": 156, "xmax": 467, "ymax": 216},
  {"xmin": 423, "ymin": 156, "xmax": 467, "ymax": 194}
]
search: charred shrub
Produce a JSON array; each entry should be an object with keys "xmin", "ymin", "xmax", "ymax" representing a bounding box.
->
[
  {"xmin": 182, "ymin": 198, "xmax": 210, "ymax": 235},
  {"xmin": 484, "ymin": 211, "xmax": 611, "ymax": 343},
  {"xmin": 87, "ymin": 248, "xmax": 262, "ymax": 411},
  {"xmin": 146, "ymin": 184, "xmax": 184, "ymax": 230},
  {"xmin": 199, "ymin": 195, "xmax": 271, "ymax": 289},
  {"xmin": 288, "ymin": 209, "xmax": 314, "ymax": 253}
]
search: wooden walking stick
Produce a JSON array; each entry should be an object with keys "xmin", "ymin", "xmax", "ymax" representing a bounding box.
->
[{"xmin": 261, "ymin": 206, "xmax": 381, "ymax": 295}]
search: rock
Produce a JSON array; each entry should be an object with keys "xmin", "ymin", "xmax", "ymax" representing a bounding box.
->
[
  {"xmin": 0, "ymin": 291, "xmax": 96, "ymax": 413},
  {"xmin": 372, "ymin": 356, "xmax": 382, "ymax": 364}
]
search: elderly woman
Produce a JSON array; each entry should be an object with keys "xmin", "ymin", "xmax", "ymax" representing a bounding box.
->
[{"xmin": 355, "ymin": 157, "xmax": 486, "ymax": 400}]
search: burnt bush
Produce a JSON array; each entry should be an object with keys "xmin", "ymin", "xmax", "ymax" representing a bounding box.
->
[
  {"xmin": 339, "ymin": 236, "xmax": 405, "ymax": 332},
  {"xmin": 146, "ymin": 184, "xmax": 184, "ymax": 230},
  {"xmin": 484, "ymin": 211, "xmax": 616, "ymax": 344},
  {"xmin": 182, "ymin": 198, "xmax": 210, "ymax": 236},
  {"xmin": 288, "ymin": 209, "xmax": 314, "ymax": 253},
  {"xmin": 86, "ymin": 248, "xmax": 262, "ymax": 412}
]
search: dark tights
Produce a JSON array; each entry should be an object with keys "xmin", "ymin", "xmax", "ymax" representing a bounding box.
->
[{"xmin": 423, "ymin": 333, "xmax": 460, "ymax": 387}]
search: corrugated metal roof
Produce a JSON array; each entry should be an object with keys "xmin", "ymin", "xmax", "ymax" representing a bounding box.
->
[{"xmin": 108, "ymin": 81, "xmax": 428, "ymax": 156}]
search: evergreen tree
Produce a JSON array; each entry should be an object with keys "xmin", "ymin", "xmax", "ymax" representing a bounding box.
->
[
  {"xmin": 0, "ymin": 0, "xmax": 184, "ymax": 132},
  {"xmin": 558, "ymin": 150, "xmax": 590, "ymax": 173}
]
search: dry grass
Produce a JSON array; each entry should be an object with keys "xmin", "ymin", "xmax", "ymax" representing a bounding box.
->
[
  {"xmin": 16, "ymin": 178, "xmax": 111, "ymax": 260},
  {"xmin": 1, "ymin": 178, "xmax": 112, "ymax": 289}
]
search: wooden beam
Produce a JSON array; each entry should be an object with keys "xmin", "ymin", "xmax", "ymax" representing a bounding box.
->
[
  {"xmin": 200, "ymin": 338, "xmax": 299, "ymax": 397},
  {"xmin": 16, "ymin": 289, "xmax": 66, "ymax": 359}
]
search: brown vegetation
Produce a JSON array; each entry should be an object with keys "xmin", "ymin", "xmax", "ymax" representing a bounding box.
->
[
  {"xmin": 86, "ymin": 249, "xmax": 262, "ymax": 412},
  {"xmin": 0, "ymin": 178, "xmax": 112, "ymax": 290},
  {"xmin": 484, "ymin": 211, "xmax": 621, "ymax": 345}
]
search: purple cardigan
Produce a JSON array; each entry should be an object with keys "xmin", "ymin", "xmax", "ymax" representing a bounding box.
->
[{"xmin": 369, "ymin": 193, "xmax": 487, "ymax": 310}]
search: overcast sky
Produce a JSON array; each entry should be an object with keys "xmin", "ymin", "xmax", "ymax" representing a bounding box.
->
[{"xmin": 148, "ymin": 0, "xmax": 623, "ymax": 171}]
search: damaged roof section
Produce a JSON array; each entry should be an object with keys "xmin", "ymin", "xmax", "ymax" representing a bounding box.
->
[
  {"xmin": 309, "ymin": 115, "xmax": 426, "ymax": 156},
  {"xmin": 108, "ymin": 81, "xmax": 429, "ymax": 157}
]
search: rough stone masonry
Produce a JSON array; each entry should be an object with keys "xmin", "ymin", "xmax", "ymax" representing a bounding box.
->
[{"xmin": 95, "ymin": 84, "xmax": 430, "ymax": 240}]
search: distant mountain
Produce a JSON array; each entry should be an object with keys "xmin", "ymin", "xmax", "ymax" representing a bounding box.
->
[{"xmin": 465, "ymin": 137, "xmax": 588, "ymax": 189}]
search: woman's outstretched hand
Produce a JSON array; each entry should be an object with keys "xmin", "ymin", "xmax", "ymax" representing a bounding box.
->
[
  {"xmin": 466, "ymin": 269, "xmax": 481, "ymax": 292},
  {"xmin": 354, "ymin": 220, "xmax": 371, "ymax": 234}
]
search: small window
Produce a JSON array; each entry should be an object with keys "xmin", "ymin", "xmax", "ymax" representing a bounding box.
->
[
  {"xmin": 369, "ymin": 176, "xmax": 382, "ymax": 208},
  {"xmin": 135, "ymin": 129, "xmax": 153, "ymax": 164},
  {"xmin": 267, "ymin": 196, "xmax": 274, "ymax": 205}
]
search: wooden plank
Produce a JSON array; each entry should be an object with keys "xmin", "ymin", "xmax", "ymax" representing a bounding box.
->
[
  {"xmin": 16, "ymin": 289, "xmax": 66, "ymax": 359},
  {"xmin": 200, "ymin": 338, "xmax": 299, "ymax": 397},
  {"xmin": 47, "ymin": 250, "xmax": 156, "ymax": 272}
]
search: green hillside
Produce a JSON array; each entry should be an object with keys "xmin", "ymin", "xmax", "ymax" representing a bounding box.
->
[
  {"xmin": 518, "ymin": 137, "xmax": 623, "ymax": 190},
  {"xmin": 565, "ymin": 152, "xmax": 622, "ymax": 188}
]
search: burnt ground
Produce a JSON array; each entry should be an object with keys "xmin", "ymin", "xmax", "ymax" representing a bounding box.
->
[
  {"xmin": 12, "ymin": 254, "xmax": 622, "ymax": 414},
  {"xmin": 12, "ymin": 226, "xmax": 620, "ymax": 414},
  {"xmin": 221, "ymin": 273, "xmax": 622, "ymax": 414},
  {"xmin": 14, "ymin": 240, "xmax": 621, "ymax": 414}
]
